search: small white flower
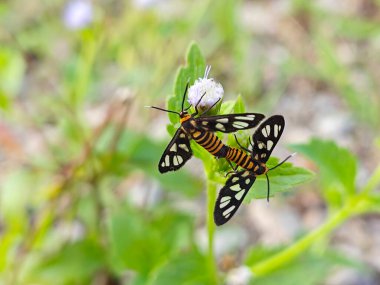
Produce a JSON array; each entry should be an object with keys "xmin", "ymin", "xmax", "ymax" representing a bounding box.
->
[
  {"xmin": 63, "ymin": 0, "xmax": 93, "ymax": 30},
  {"xmin": 188, "ymin": 66, "xmax": 224, "ymax": 111}
]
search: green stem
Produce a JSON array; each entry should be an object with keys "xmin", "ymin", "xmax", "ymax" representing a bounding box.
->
[
  {"xmin": 251, "ymin": 163, "xmax": 380, "ymax": 276},
  {"xmin": 251, "ymin": 199, "xmax": 355, "ymax": 276},
  {"xmin": 205, "ymin": 163, "xmax": 218, "ymax": 284},
  {"xmin": 360, "ymin": 164, "xmax": 380, "ymax": 196}
]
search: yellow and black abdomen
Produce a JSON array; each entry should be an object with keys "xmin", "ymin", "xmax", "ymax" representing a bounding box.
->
[
  {"xmin": 191, "ymin": 130, "xmax": 228, "ymax": 158},
  {"xmin": 225, "ymin": 147, "xmax": 258, "ymax": 171}
]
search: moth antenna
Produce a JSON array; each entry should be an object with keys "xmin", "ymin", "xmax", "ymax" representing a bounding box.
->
[
  {"xmin": 265, "ymin": 173, "xmax": 270, "ymax": 203},
  {"xmin": 269, "ymin": 152, "xmax": 296, "ymax": 171},
  {"xmin": 181, "ymin": 82, "xmax": 190, "ymax": 112},
  {"xmin": 145, "ymin": 106, "xmax": 180, "ymax": 116},
  {"xmin": 265, "ymin": 153, "xmax": 296, "ymax": 203}
]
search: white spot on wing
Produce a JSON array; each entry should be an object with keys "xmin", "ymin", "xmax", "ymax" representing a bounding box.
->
[
  {"xmin": 233, "ymin": 121, "xmax": 249, "ymax": 129},
  {"xmin": 216, "ymin": 118, "xmax": 229, "ymax": 123},
  {"xmin": 245, "ymin": 178, "xmax": 250, "ymax": 184},
  {"xmin": 221, "ymin": 196, "xmax": 231, "ymax": 202},
  {"xmin": 180, "ymin": 133, "xmax": 186, "ymax": 138},
  {"xmin": 177, "ymin": 155, "xmax": 183, "ymax": 164},
  {"xmin": 236, "ymin": 116, "xmax": 254, "ymax": 121},
  {"xmin": 266, "ymin": 125, "xmax": 271, "ymax": 136},
  {"xmin": 230, "ymin": 184, "xmax": 241, "ymax": 191},
  {"xmin": 202, "ymin": 121, "xmax": 208, "ymax": 125},
  {"xmin": 267, "ymin": 140, "xmax": 274, "ymax": 150},
  {"xmin": 274, "ymin": 125, "xmax": 278, "ymax": 137},
  {"xmin": 215, "ymin": 123, "xmax": 226, "ymax": 131},
  {"xmin": 170, "ymin": 144, "xmax": 177, "ymax": 152},
  {"xmin": 262, "ymin": 128, "xmax": 268, "ymax": 137},
  {"xmin": 179, "ymin": 144, "xmax": 189, "ymax": 152},
  {"xmin": 235, "ymin": 191, "xmax": 245, "ymax": 201},
  {"xmin": 232, "ymin": 177, "xmax": 239, "ymax": 183},
  {"xmin": 165, "ymin": 155, "xmax": 170, "ymax": 166},
  {"xmin": 220, "ymin": 198, "xmax": 230, "ymax": 208},
  {"xmin": 223, "ymin": 205, "xmax": 236, "ymax": 217}
]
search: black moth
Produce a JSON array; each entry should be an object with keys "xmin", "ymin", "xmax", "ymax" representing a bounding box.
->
[
  {"xmin": 214, "ymin": 115, "xmax": 293, "ymax": 226},
  {"xmin": 148, "ymin": 84, "xmax": 265, "ymax": 173}
]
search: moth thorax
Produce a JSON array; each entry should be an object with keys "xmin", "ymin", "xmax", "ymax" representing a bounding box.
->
[
  {"xmin": 179, "ymin": 114, "xmax": 191, "ymax": 124},
  {"xmin": 255, "ymin": 163, "xmax": 268, "ymax": 176}
]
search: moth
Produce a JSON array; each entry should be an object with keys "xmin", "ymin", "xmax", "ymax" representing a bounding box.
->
[
  {"xmin": 214, "ymin": 115, "xmax": 293, "ymax": 225},
  {"xmin": 148, "ymin": 84, "xmax": 265, "ymax": 173}
]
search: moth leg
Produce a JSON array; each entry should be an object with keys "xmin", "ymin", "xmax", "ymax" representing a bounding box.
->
[
  {"xmin": 193, "ymin": 92, "xmax": 207, "ymax": 116},
  {"xmin": 199, "ymin": 98, "xmax": 221, "ymax": 116},
  {"xmin": 234, "ymin": 134, "xmax": 250, "ymax": 152},
  {"xmin": 225, "ymin": 160, "xmax": 238, "ymax": 177}
]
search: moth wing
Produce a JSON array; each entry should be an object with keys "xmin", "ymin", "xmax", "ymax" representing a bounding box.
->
[
  {"xmin": 251, "ymin": 115, "xmax": 285, "ymax": 163},
  {"xmin": 195, "ymin": 113, "xmax": 265, "ymax": 133},
  {"xmin": 158, "ymin": 128, "xmax": 192, "ymax": 173},
  {"xmin": 214, "ymin": 170, "xmax": 256, "ymax": 226}
]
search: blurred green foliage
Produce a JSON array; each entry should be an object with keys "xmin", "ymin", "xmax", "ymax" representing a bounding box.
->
[{"xmin": 1, "ymin": 0, "xmax": 380, "ymax": 284}]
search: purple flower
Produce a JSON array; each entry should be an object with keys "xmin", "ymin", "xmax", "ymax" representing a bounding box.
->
[{"xmin": 63, "ymin": 0, "xmax": 93, "ymax": 30}]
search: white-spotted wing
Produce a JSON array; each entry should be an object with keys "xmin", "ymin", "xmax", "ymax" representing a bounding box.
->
[
  {"xmin": 251, "ymin": 115, "xmax": 285, "ymax": 162},
  {"xmin": 195, "ymin": 113, "xmax": 265, "ymax": 133},
  {"xmin": 158, "ymin": 128, "xmax": 192, "ymax": 173},
  {"xmin": 214, "ymin": 170, "xmax": 256, "ymax": 226}
]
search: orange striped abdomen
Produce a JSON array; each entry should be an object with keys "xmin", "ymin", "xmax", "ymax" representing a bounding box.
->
[
  {"xmin": 191, "ymin": 130, "xmax": 228, "ymax": 158},
  {"xmin": 225, "ymin": 147, "xmax": 258, "ymax": 171}
]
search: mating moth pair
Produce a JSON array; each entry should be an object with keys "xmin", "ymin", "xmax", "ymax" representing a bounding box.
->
[{"xmin": 148, "ymin": 79, "xmax": 290, "ymax": 225}]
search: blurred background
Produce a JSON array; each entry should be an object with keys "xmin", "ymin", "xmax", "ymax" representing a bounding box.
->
[{"xmin": 1, "ymin": 0, "xmax": 380, "ymax": 284}]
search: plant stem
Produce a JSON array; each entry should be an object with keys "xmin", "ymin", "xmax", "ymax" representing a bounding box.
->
[
  {"xmin": 251, "ymin": 161, "xmax": 380, "ymax": 276},
  {"xmin": 251, "ymin": 163, "xmax": 380, "ymax": 276},
  {"xmin": 360, "ymin": 164, "xmax": 380, "ymax": 196},
  {"xmin": 251, "ymin": 199, "xmax": 355, "ymax": 276},
  {"xmin": 205, "ymin": 163, "xmax": 218, "ymax": 284}
]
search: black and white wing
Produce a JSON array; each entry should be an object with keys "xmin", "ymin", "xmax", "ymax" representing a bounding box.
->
[
  {"xmin": 195, "ymin": 113, "xmax": 265, "ymax": 133},
  {"xmin": 214, "ymin": 170, "xmax": 256, "ymax": 226},
  {"xmin": 159, "ymin": 128, "xmax": 192, "ymax": 173},
  {"xmin": 251, "ymin": 115, "xmax": 285, "ymax": 162}
]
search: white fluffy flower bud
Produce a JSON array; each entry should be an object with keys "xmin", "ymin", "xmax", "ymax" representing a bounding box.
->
[{"xmin": 187, "ymin": 66, "xmax": 224, "ymax": 112}]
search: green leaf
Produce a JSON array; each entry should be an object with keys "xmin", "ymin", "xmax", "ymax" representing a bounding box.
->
[
  {"xmin": 151, "ymin": 250, "xmax": 214, "ymax": 285},
  {"xmin": 0, "ymin": 171, "xmax": 33, "ymax": 232},
  {"xmin": 107, "ymin": 206, "xmax": 193, "ymax": 276},
  {"xmin": 233, "ymin": 95, "xmax": 246, "ymax": 113},
  {"xmin": 168, "ymin": 42, "xmax": 206, "ymax": 125},
  {"xmin": 95, "ymin": 128, "xmax": 202, "ymax": 197},
  {"xmin": 290, "ymin": 139, "xmax": 357, "ymax": 208},
  {"xmin": 246, "ymin": 157, "xmax": 314, "ymax": 201},
  {"xmin": 27, "ymin": 239, "xmax": 105, "ymax": 284},
  {"xmin": 219, "ymin": 100, "xmax": 236, "ymax": 115},
  {"xmin": 0, "ymin": 47, "xmax": 25, "ymax": 110}
]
